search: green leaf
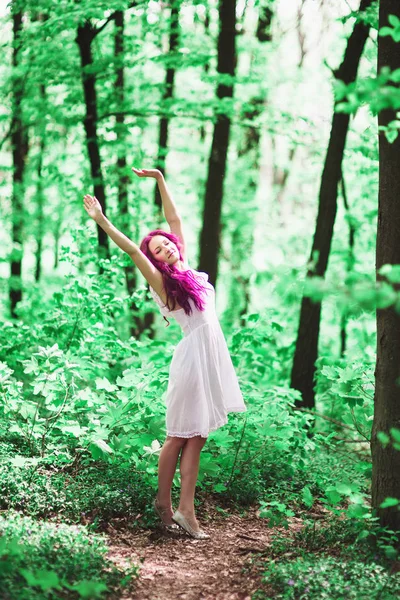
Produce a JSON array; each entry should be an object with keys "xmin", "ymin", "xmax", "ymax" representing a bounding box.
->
[
  {"xmin": 389, "ymin": 68, "xmax": 400, "ymax": 83},
  {"xmin": 377, "ymin": 431, "xmax": 390, "ymax": 447},
  {"xmin": 388, "ymin": 14, "xmax": 400, "ymax": 28},
  {"xmin": 301, "ymin": 486, "xmax": 314, "ymax": 508},
  {"xmin": 20, "ymin": 569, "xmax": 61, "ymax": 591},
  {"xmin": 90, "ymin": 439, "xmax": 114, "ymax": 459},
  {"xmin": 95, "ymin": 377, "xmax": 118, "ymax": 392},
  {"xmin": 336, "ymin": 482, "xmax": 353, "ymax": 495},
  {"xmin": 214, "ymin": 483, "xmax": 227, "ymax": 493},
  {"xmin": 380, "ymin": 264, "xmax": 400, "ymax": 283},
  {"xmin": 70, "ymin": 580, "xmax": 108, "ymax": 598},
  {"xmin": 62, "ymin": 424, "xmax": 85, "ymax": 437},
  {"xmin": 385, "ymin": 128, "xmax": 399, "ymax": 144},
  {"xmin": 379, "ymin": 26, "xmax": 395, "ymax": 37},
  {"xmin": 389, "ymin": 427, "xmax": 400, "ymax": 442},
  {"xmin": 325, "ymin": 489, "xmax": 342, "ymax": 505},
  {"xmin": 379, "ymin": 497, "xmax": 399, "ymax": 508},
  {"xmin": 347, "ymin": 503, "xmax": 370, "ymax": 518}
]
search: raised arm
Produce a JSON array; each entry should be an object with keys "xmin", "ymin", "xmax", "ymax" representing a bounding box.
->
[
  {"xmin": 132, "ymin": 167, "xmax": 181, "ymax": 224},
  {"xmin": 83, "ymin": 194, "xmax": 165, "ymax": 296},
  {"xmin": 131, "ymin": 168, "xmax": 186, "ymax": 260}
]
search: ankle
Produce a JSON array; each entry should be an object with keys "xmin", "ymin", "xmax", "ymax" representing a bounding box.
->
[
  {"xmin": 156, "ymin": 496, "xmax": 171, "ymax": 509},
  {"xmin": 177, "ymin": 507, "xmax": 196, "ymax": 520}
]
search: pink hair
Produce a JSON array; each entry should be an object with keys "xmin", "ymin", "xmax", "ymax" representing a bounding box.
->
[{"xmin": 140, "ymin": 229, "xmax": 209, "ymax": 326}]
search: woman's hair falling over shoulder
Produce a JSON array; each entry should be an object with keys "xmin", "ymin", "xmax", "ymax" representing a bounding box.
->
[{"xmin": 140, "ymin": 229, "xmax": 208, "ymax": 326}]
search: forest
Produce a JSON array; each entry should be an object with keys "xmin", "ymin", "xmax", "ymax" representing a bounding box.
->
[{"xmin": 1, "ymin": 0, "xmax": 400, "ymax": 598}]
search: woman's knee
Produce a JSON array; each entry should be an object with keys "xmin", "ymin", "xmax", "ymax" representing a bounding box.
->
[
  {"xmin": 186, "ymin": 435, "xmax": 207, "ymax": 450},
  {"xmin": 165, "ymin": 436, "xmax": 188, "ymax": 450}
]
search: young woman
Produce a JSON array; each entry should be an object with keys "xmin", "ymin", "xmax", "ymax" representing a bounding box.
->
[{"xmin": 83, "ymin": 168, "xmax": 246, "ymax": 540}]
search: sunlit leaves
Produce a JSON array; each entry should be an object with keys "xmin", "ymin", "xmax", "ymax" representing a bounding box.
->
[{"xmin": 379, "ymin": 14, "xmax": 400, "ymax": 42}]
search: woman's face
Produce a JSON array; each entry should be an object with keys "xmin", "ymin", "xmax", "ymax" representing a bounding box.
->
[{"xmin": 149, "ymin": 235, "xmax": 179, "ymax": 264}]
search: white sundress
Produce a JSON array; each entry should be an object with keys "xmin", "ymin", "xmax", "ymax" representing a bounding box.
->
[{"xmin": 149, "ymin": 262, "xmax": 247, "ymax": 438}]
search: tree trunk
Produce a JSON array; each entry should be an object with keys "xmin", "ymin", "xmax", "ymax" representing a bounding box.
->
[
  {"xmin": 10, "ymin": 4, "xmax": 28, "ymax": 318},
  {"xmin": 114, "ymin": 10, "xmax": 145, "ymax": 338},
  {"xmin": 76, "ymin": 21, "xmax": 109, "ymax": 260},
  {"xmin": 371, "ymin": 0, "xmax": 400, "ymax": 532},
  {"xmin": 227, "ymin": 97, "xmax": 263, "ymax": 327},
  {"xmin": 34, "ymin": 79, "xmax": 47, "ymax": 282},
  {"xmin": 339, "ymin": 172, "xmax": 355, "ymax": 357},
  {"xmin": 35, "ymin": 130, "xmax": 45, "ymax": 282},
  {"xmin": 290, "ymin": 0, "xmax": 372, "ymax": 409},
  {"xmin": 154, "ymin": 0, "xmax": 179, "ymax": 212},
  {"xmin": 199, "ymin": 0, "xmax": 236, "ymax": 288}
]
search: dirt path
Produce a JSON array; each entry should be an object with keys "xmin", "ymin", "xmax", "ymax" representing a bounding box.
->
[{"xmin": 105, "ymin": 503, "xmax": 304, "ymax": 600}]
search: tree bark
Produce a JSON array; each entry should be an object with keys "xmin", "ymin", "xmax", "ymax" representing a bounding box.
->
[
  {"xmin": 10, "ymin": 4, "xmax": 28, "ymax": 318},
  {"xmin": 199, "ymin": 0, "xmax": 236, "ymax": 288},
  {"xmin": 76, "ymin": 21, "xmax": 109, "ymax": 260},
  {"xmin": 339, "ymin": 172, "xmax": 355, "ymax": 357},
  {"xmin": 371, "ymin": 0, "xmax": 400, "ymax": 531},
  {"xmin": 290, "ymin": 0, "xmax": 372, "ymax": 408},
  {"xmin": 114, "ymin": 10, "xmax": 146, "ymax": 338},
  {"xmin": 154, "ymin": 0, "xmax": 179, "ymax": 212}
]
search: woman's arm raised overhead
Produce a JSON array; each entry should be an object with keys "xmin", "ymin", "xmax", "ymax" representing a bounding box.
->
[
  {"xmin": 83, "ymin": 194, "xmax": 164, "ymax": 296},
  {"xmin": 132, "ymin": 168, "xmax": 180, "ymax": 223},
  {"xmin": 131, "ymin": 167, "xmax": 186, "ymax": 261}
]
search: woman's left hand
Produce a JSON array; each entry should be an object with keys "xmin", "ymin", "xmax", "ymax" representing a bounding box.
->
[{"xmin": 132, "ymin": 167, "xmax": 162, "ymax": 180}]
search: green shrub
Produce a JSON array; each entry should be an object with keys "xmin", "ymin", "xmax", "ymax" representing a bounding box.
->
[
  {"xmin": 0, "ymin": 461, "xmax": 154, "ymax": 526},
  {"xmin": 0, "ymin": 510, "xmax": 138, "ymax": 599},
  {"xmin": 255, "ymin": 555, "xmax": 400, "ymax": 600}
]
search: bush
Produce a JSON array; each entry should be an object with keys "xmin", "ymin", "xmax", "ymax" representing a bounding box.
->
[
  {"xmin": 0, "ymin": 460, "xmax": 154, "ymax": 526},
  {"xmin": 0, "ymin": 510, "xmax": 138, "ymax": 599},
  {"xmin": 255, "ymin": 555, "xmax": 400, "ymax": 600}
]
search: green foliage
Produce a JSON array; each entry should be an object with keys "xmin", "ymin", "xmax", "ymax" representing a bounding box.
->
[
  {"xmin": 0, "ymin": 459, "xmax": 154, "ymax": 526},
  {"xmin": 255, "ymin": 555, "xmax": 400, "ymax": 600},
  {"xmin": 0, "ymin": 510, "xmax": 138, "ymax": 599}
]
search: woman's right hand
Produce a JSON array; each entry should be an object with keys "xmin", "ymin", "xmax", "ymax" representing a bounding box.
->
[
  {"xmin": 83, "ymin": 194, "xmax": 103, "ymax": 222},
  {"xmin": 132, "ymin": 167, "xmax": 162, "ymax": 180}
]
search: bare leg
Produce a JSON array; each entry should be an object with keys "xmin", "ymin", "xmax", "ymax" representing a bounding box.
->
[
  {"xmin": 156, "ymin": 436, "xmax": 187, "ymax": 524},
  {"xmin": 177, "ymin": 436, "xmax": 207, "ymax": 531}
]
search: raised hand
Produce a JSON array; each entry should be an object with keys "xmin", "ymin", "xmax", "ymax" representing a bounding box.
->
[
  {"xmin": 132, "ymin": 167, "xmax": 162, "ymax": 180},
  {"xmin": 83, "ymin": 194, "xmax": 103, "ymax": 222}
]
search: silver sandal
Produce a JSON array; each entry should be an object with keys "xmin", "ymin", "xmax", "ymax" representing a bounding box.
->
[
  {"xmin": 172, "ymin": 510, "xmax": 210, "ymax": 539},
  {"xmin": 153, "ymin": 499, "xmax": 180, "ymax": 531}
]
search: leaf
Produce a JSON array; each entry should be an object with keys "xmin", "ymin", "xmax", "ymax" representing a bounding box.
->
[
  {"xmin": 90, "ymin": 439, "xmax": 114, "ymax": 459},
  {"xmin": 95, "ymin": 377, "xmax": 118, "ymax": 392},
  {"xmin": 70, "ymin": 580, "xmax": 108, "ymax": 598},
  {"xmin": 143, "ymin": 439, "xmax": 161, "ymax": 455},
  {"xmin": 62, "ymin": 424, "xmax": 85, "ymax": 437},
  {"xmin": 389, "ymin": 427, "xmax": 400, "ymax": 442},
  {"xmin": 389, "ymin": 68, "xmax": 400, "ymax": 83},
  {"xmin": 379, "ymin": 26, "xmax": 395, "ymax": 37},
  {"xmin": 301, "ymin": 486, "xmax": 314, "ymax": 508},
  {"xmin": 379, "ymin": 264, "xmax": 400, "ymax": 283},
  {"xmin": 336, "ymin": 483, "xmax": 353, "ymax": 495},
  {"xmin": 214, "ymin": 483, "xmax": 227, "ymax": 493},
  {"xmin": 379, "ymin": 497, "xmax": 399, "ymax": 508},
  {"xmin": 10, "ymin": 455, "xmax": 30, "ymax": 467},
  {"xmin": 388, "ymin": 14, "xmax": 400, "ymax": 28},
  {"xmin": 20, "ymin": 568, "xmax": 61, "ymax": 591},
  {"xmin": 377, "ymin": 431, "xmax": 390, "ymax": 447},
  {"xmin": 347, "ymin": 503, "xmax": 370, "ymax": 519},
  {"xmin": 385, "ymin": 128, "xmax": 399, "ymax": 144}
]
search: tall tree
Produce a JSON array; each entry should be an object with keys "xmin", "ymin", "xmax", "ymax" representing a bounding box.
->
[
  {"xmin": 114, "ymin": 10, "xmax": 144, "ymax": 338},
  {"xmin": 198, "ymin": 0, "xmax": 236, "ymax": 287},
  {"xmin": 290, "ymin": 0, "xmax": 373, "ymax": 409},
  {"xmin": 154, "ymin": 0, "xmax": 180, "ymax": 213},
  {"xmin": 76, "ymin": 18, "xmax": 113, "ymax": 260},
  {"xmin": 10, "ymin": 1, "xmax": 29, "ymax": 318},
  {"xmin": 371, "ymin": 0, "xmax": 400, "ymax": 531}
]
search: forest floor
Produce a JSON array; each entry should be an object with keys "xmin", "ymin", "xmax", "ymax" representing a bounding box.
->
[{"xmin": 103, "ymin": 498, "xmax": 307, "ymax": 600}]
